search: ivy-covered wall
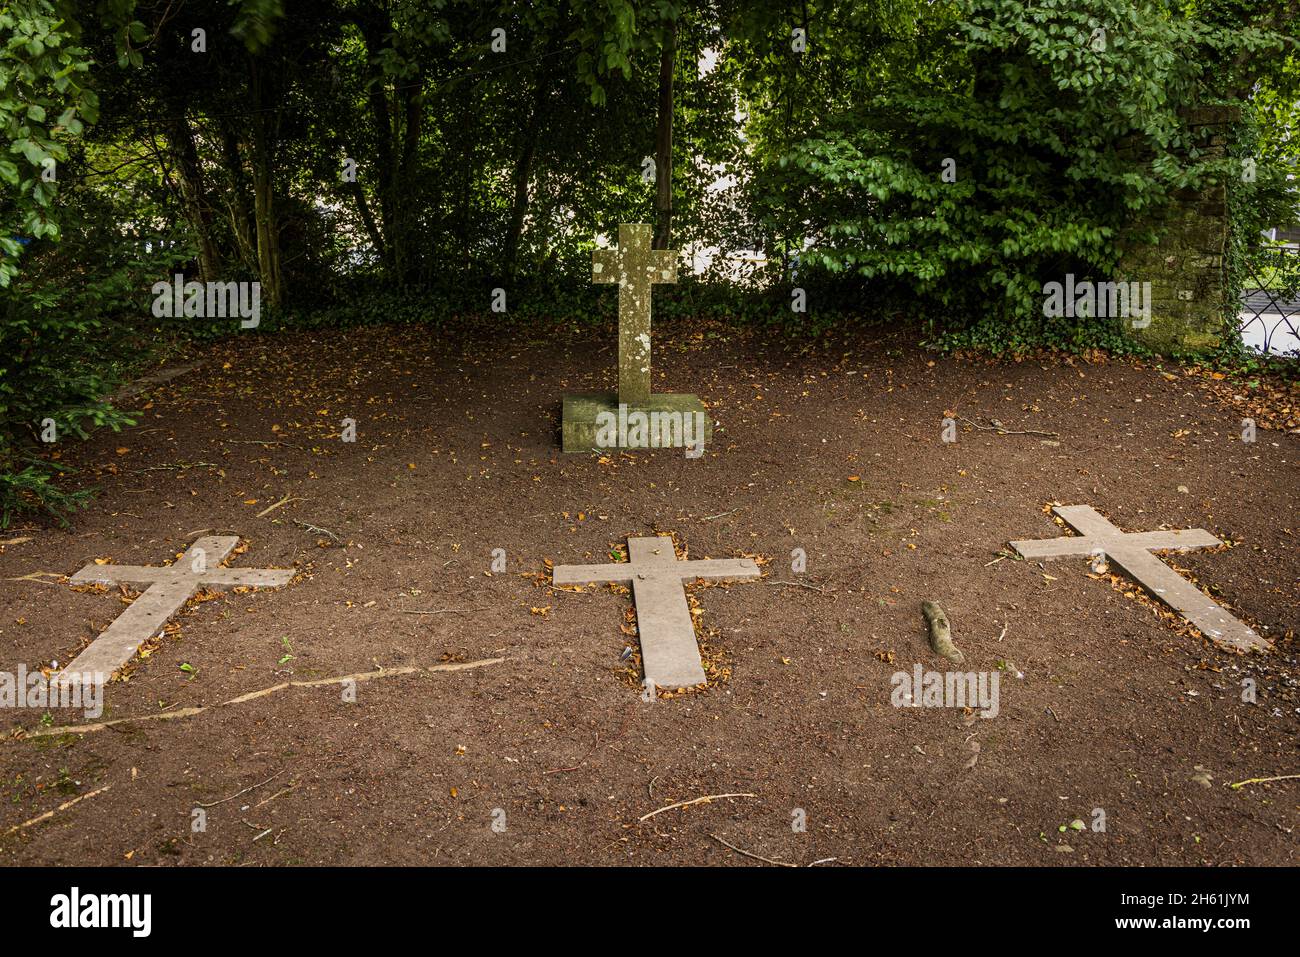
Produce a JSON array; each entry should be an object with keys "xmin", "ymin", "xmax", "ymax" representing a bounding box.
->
[{"xmin": 1121, "ymin": 106, "xmax": 1239, "ymax": 354}]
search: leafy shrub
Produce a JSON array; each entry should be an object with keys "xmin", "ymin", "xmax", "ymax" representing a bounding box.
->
[{"xmin": 745, "ymin": 0, "xmax": 1288, "ymax": 354}]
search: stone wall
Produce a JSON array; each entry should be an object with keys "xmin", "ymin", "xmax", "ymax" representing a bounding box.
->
[{"xmin": 1120, "ymin": 105, "xmax": 1239, "ymax": 354}]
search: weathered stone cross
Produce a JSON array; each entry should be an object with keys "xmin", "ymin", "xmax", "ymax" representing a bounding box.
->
[
  {"xmin": 592, "ymin": 223, "xmax": 678, "ymax": 406},
  {"xmin": 553, "ymin": 535, "xmax": 760, "ymax": 689},
  {"xmin": 57, "ymin": 536, "xmax": 293, "ymax": 687},
  {"xmin": 561, "ymin": 223, "xmax": 708, "ymax": 452},
  {"xmin": 1010, "ymin": 505, "xmax": 1268, "ymax": 653}
]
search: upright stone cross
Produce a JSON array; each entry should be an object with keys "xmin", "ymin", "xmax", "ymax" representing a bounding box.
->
[
  {"xmin": 56, "ymin": 536, "xmax": 293, "ymax": 687},
  {"xmin": 561, "ymin": 224, "xmax": 710, "ymax": 452},
  {"xmin": 553, "ymin": 535, "xmax": 760, "ymax": 689},
  {"xmin": 1010, "ymin": 505, "xmax": 1268, "ymax": 653},
  {"xmin": 592, "ymin": 223, "xmax": 677, "ymax": 406}
]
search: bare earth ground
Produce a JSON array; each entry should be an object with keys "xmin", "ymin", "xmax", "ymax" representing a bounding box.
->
[{"xmin": 0, "ymin": 319, "xmax": 1296, "ymax": 866}]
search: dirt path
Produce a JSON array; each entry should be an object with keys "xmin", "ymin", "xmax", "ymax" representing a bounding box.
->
[{"xmin": 1, "ymin": 320, "xmax": 1295, "ymax": 865}]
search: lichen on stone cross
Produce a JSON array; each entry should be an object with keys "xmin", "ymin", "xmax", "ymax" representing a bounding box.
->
[{"xmin": 592, "ymin": 223, "xmax": 678, "ymax": 406}]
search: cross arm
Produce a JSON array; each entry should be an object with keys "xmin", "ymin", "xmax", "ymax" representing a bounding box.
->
[
  {"xmin": 68, "ymin": 565, "xmax": 292, "ymax": 588},
  {"xmin": 200, "ymin": 568, "xmax": 295, "ymax": 587},
  {"xmin": 675, "ymin": 558, "xmax": 760, "ymax": 581},
  {"xmin": 651, "ymin": 248, "xmax": 678, "ymax": 284},
  {"xmin": 70, "ymin": 536, "xmax": 243, "ymax": 585},
  {"xmin": 1011, "ymin": 527, "xmax": 1222, "ymax": 560},
  {"xmin": 592, "ymin": 248, "xmax": 620, "ymax": 283},
  {"xmin": 70, "ymin": 565, "xmax": 184, "ymax": 586},
  {"xmin": 1010, "ymin": 536, "xmax": 1107, "ymax": 560}
]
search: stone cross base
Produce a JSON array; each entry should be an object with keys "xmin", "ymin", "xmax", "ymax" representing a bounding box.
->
[{"xmin": 561, "ymin": 392, "xmax": 712, "ymax": 453}]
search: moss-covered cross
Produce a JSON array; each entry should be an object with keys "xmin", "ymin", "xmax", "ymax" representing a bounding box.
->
[{"xmin": 593, "ymin": 223, "xmax": 678, "ymax": 406}]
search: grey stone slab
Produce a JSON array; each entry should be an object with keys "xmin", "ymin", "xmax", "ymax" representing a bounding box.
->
[
  {"xmin": 70, "ymin": 535, "xmax": 240, "ymax": 584},
  {"xmin": 553, "ymin": 535, "xmax": 760, "ymax": 689},
  {"xmin": 1010, "ymin": 505, "xmax": 1268, "ymax": 653},
  {"xmin": 56, "ymin": 580, "xmax": 194, "ymax": 691},
  {"xmin": 56, "ymin": 536, "xmax": 293, "ymax": 687},
  {"xmin": 1050, "ymin": 503, "xmax": 1123, "ymax": 537},
  {"xmin": 69, "ymin": 565, "xmax": 290, "ymax": 587},
  {"xmin": 1011, "ymin": 527, "xmax": 1222, "ymax": 560},
  {"xmin": 1103, "ymin": 546, "xmax": 1266, "ymax": 653}
]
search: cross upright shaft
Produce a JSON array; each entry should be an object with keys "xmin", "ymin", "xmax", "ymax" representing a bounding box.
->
[
  {"xmin": 592, "ymin": 224, "xmax": 678, "ymax": 406},
  {"xmin": 552, "ymin": 537, "xmax": 756, "ymax": 585}
]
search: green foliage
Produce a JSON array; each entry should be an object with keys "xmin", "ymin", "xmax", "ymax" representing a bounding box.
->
[
  {"xmin": 2, "ymin": 0, "xmax": 1298, "ymax": 523},
  {"xmin": 0, "ymin": 279, "xmax": 137, "ymax": 525},
  {"xmin": 0, "ymin": 459, "xmax": 92, "ymax": 528},
  {"xmin": 731, "ymin": 0, "xmax": 1292, "ymax": 353},
  {"xmin": 0, "ymin": 0, "xmax": 97, "ymax": 284},
  {"xmin": 230, "ymin": 0, "xmax": 286, "ymax": 53},
  {"xmin": 0, "ymin": 139, "xmax": 190, "ymax": 524},
  {"xmin": 571, "ymin": 0, "xmax": 681, "ymax": 105}
]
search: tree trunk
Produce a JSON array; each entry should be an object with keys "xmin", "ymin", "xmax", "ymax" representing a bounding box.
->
[
  {"xmin": 356, "ymin": 9, "xmax": 402, "ymax": 280},
  {"xmin": 166, "ymin": 114, "xmax": 222, "ymax": 282},
  {"xmin": 393, "ymin": 68, "xmax": 424, "ymax": 284},
  {"xmin": 366, "ymin": 85, "xmax": 397, "ymax": 277},
  {"xmin": 502, "ymin": 60, "xmax": 551, "ymax": 277},
  {"xmin": 219, "ymin": 122, "xmax": 257, "ymax": 275},
  {"xmin": 346, "ymin": 171, "xmax": 386, "ymax": 264},
  {"xmin": 248, "ymin": 57, "xmax": 283, "ymax": 307},
  {"xmin": 252, "ymin": 163, "xmax": 281, "ymax": 306},
  {"xmin": 653, "ymin": 20, "xmax": 676, "ymax": 251}
]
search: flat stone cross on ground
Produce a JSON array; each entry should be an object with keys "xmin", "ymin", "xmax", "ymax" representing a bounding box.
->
[
  {"xmin": 553, "ymin": 535, "xmax": 760, "ymax": 689},
  {"xmin": 57, "ymin": 536, "xmax": 293, "ymax": 687},
  {"xmin": 592, "ymin": 223, "xmax": 677, "ymax": 406},
  {"xmin": 1010, "ymin": 505, "xmax": 1269, "ymax": 653}
]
